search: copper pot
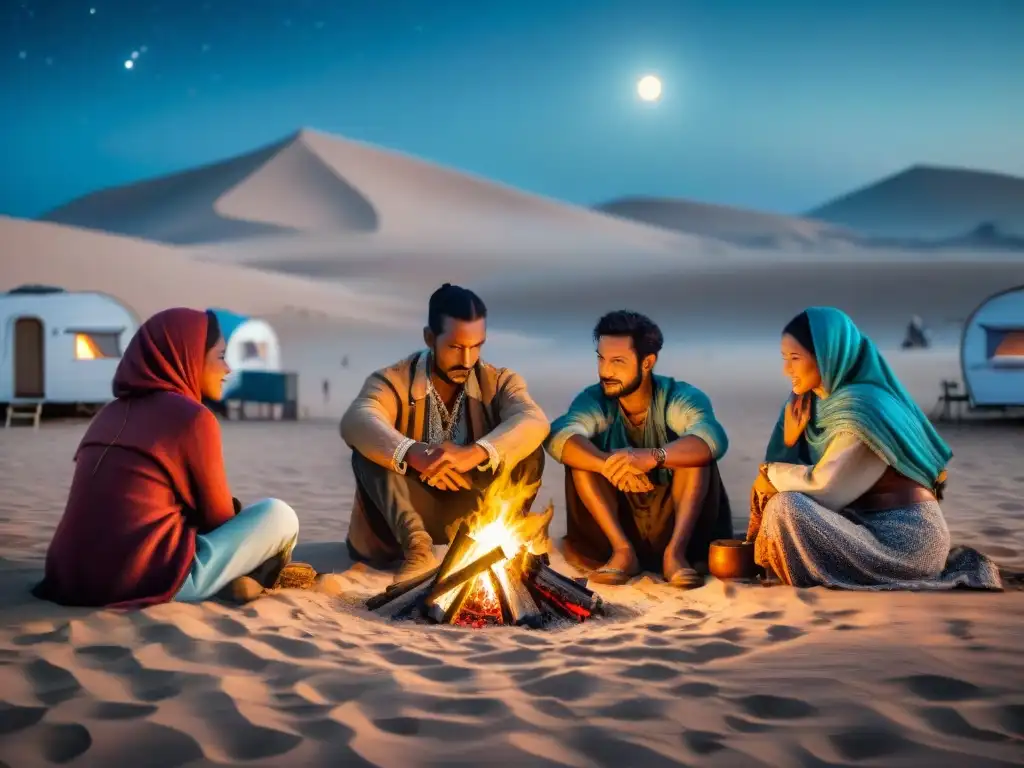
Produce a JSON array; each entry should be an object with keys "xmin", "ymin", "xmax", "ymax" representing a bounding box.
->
[{"xmin": 708, "ymin": 539, "xmax": 756, "ymax": 580}]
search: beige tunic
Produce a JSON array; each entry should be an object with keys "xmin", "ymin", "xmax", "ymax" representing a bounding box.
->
[{"xmin": 766, "ymin": 431, "xmax": 888, "ymax": 510}]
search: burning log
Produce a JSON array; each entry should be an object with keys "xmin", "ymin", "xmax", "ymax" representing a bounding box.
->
[
  {"xmin": 366, "ymin": 521, "xmax": 475, "ymax": 620},
  {"xmin": 365, "ymin": 566, "xmax": 440, "ymax": 611},
  {"xmin": 425, "ymin": 545, "xmax": 507, "ymax": 608},
  {"xmin": 493, "ymin": 563, "xmax": 543, "ymax": 628},
  {"xmin": 523, "ymin": 553, "xmax": 603, "ymax": 622}
]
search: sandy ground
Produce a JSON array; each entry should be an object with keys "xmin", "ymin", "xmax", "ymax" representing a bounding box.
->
[{"xmin": 1, "ymin": 347, "xmax": 1023, "ymax": 768}]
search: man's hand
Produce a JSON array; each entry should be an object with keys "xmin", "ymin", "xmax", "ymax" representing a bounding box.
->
[
  {"xmin": 602, "ymin": 449, "xmax": 655, "ymax": 493},
  {"xmin": 404, "ymin": 442, "xmax": 474, "ymax": 491},
  {"xmin": 433, "ymin": 442, "xmax": 489, "ymax": 474}
]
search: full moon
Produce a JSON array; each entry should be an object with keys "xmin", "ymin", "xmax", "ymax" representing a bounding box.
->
[{"xmin": 637, "ymin": 75, "xmax": 662, "ymax": 102}]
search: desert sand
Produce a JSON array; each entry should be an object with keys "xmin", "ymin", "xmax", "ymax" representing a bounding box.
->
[{"xmin": 2, "ymin": 135, "xmax": 1024, "ymax": 766}]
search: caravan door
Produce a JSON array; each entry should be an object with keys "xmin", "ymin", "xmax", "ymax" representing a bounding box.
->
[{"xmin": 13, "ymin": 317, "xmax": 45, "ymax": 398}]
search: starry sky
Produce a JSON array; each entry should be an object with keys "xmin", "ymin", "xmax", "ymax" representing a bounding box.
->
[{"xmin": 3, "ymin": 0, "xmax": 1023, "ymax": 220}]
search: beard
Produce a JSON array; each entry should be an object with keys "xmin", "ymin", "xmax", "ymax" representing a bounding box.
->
[
  {"xmin": 600, "ymin": 364, "xmax": 644, "ymax": 399},
  {"xmin": 432, "ymin": 354, "xmax": 471, "ymax": 386}
]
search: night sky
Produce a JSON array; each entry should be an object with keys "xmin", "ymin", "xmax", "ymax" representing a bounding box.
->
[{"xmin": 3, "ymin": 0, "xmax": 1023, "ymax": 220}]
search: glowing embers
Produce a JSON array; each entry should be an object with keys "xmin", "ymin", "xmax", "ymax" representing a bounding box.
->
[{"xmin": 365, "ymin": 471, "xmax": 603, "ymax": 628}]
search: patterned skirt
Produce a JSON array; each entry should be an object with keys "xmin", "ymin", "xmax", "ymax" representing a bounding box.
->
[{"xmin": 754, "ymin": 491, "xmax": 1002, "ymax": 590}]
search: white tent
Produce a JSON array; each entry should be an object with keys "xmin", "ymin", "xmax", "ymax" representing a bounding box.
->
[
  {"xmin": 0, "ymin": 285, "xmax": 138, "ymax": 404},
  {"xmin": 961, "ymin": 284, "xmax": 1024, "ymax": 407},
  {"xmin": 208, "ymin": 308, "xmax": 281, "ymax": 399}
]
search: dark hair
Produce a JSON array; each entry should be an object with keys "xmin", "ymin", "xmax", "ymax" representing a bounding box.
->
[
  {"xmin": 593, "ymin": 310, "xmax": 664, "ymax": 360},
  {"xmin": 204, "ymin": 310, "xmax": 222, "ymax": 352},
  {"xmin": 782, "ymin": 311, "xmax": 815, "ymax": 354},
  {"xmin": 427, "ymin": 283, "xmax": 487, "ymax": 335}
]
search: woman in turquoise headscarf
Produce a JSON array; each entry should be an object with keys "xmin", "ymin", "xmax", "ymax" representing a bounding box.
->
[{"xmin": 748, "ymin": 307, "xmax": 1002, "ymax": 590}]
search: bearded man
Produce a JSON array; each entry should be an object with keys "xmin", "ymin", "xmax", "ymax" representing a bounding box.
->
[
  {"xmin": 340, "ymin": 283, "xmax": 548, "ymax": 582},
  {"xmin": 545, "ymin": 310, "xmax": 733, "ymax": 588}
]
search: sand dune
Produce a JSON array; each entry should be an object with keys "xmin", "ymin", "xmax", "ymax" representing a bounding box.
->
[
  {"xmin": 42, "ymin": 128, "xmax": 692, "ymax": 257},
  {"xmin": 0, "ymin": 216, "xmax": 414, "ymax": 331},
  {"xmin": 595, "ymin": 196, "xmax": 858, "ymax": 250},
  {"xmin": 807, "ymin": 165, "xmax": 1024, "ymax": 240}
]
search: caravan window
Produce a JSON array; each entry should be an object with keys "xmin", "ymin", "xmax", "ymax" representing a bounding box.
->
[
  {"xmin": 72, "ymin": 331, "xmax": 122, "ymax": 360},
  {"xmin": 993, "ymin": 330, "xmax": 1024, "ymax": 358},
  {"xmin": 241, "ymin": 341, "xmax": 266, "ymax": 361}
]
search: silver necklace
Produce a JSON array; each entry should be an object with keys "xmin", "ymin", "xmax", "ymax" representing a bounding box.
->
[{"xmin": 427, "ymin": 383, "xmax": 465, "ymax": 444}]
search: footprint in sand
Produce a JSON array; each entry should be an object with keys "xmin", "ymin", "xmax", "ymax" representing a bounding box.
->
[
  {"xmin": 208, "ymin": 615, "xmax": 249, "ymax": 638},
  {"xmin": 191, "ymin": 691, "xmax": 301, "ymax": 760},
  {"xmin": 594, "ymin": 696, "xmax": 669, "ymax": 721},
  {"xmin": 766, "ymin": 624, "xmax": 806, "ymax": 642},
  {"xmin": 618, "ymin": 662, "xmax": 679, "ymax": 682},
  {"xmin": 681, "ymin": 729, "xmax": 727, "ymax": 755},
  {"xmin": 723, "ymin": 714, "xmax": 772, "ymax": 733},
  {"xmin": 734, "ymin": 694, "xmax": 818, "ymax": 720},
  {"xmin": 467, "ymin": 647, "xmax": 541, "ymax": 665},
  {"xmin": 749, "ymin": 610, "xmax": 783, "ymax": 620},
  {"xmin": 31, "ymin": 722, "xmax": 93, "ymax": 764},
  {"xmin": 893, "ymin": 674, "xmax": 987, "ymax": 702},
  {"xmin": 670, "ymin": 681, "xmax": 719, "ymax": 698},
  {"xmin": 916, "ymin": 706, "xmax": 1010, "ymax": 742},
  {"xmin": 22, "ymin": 658, "xmax": 82, "ymax": 706},
  {"xmin": 995, "ymin": 501, "xmax": 1024, "ymax": 512},
  {"xmin": 570, "ymin": 724, "xmax": 699, "ymax": 768},
  {"xmin": 521, "ymin": 669, "xmax": 600, "ymax": 702},
  {"xmin": 87, "ymin": 701, "xmax": 158, "ymax": 721},
  {"xmin": 677, "ymin": 609, "xmax": 707, "ymax": 620},
  {"xmin": 992, "ymin": 703, "xmax": 1024, "ymax": 737},
  {"xmin": 946, "ymin": 619, "xmax": 973, "ymax": 640},
  {"xmin": 0, "ymin": 702, "xmax": 47, "ymax": 735},
  {"xmin": 253, "ymin": 633, "xmax": 321, "ymax": 659},
  {"xmin": 828, "ymin": 725, "xmax": 915, "ymax": 761},
  {"xmin": 417, "ymin": 695, "xmax": 510, "ymax": 718},
  {"xmin": 381, "ymin": 648, "xmax": 442, "ymax": 667},
  {"xmin": 11, "ymin": 623, "xmax": 71, "ymax": 647}
]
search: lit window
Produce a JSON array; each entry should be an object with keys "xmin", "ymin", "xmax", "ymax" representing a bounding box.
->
[
  {"xmin": 994, "ymin": 330, "xmax": 1024, "ymax": 358},
  {"xmin": 74, "ymin": 332, "xmax": 121, "ymax": 360}
]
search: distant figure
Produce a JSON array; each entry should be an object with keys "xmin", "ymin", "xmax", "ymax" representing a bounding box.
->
[
  {"xmin": 32, "ymin": 308, "xmax": 314, "ymax": 608},
  {"xmin": 341, "ymin": 355, "xmax": 349, "ymax": 368},
  {"xmin": 901, "ymin": 315, "xmax": 930, "ymax": 349},
  {"xmin": 747, "ymin": 307, "xmax": 1001, "ymax": 591},
  {"xmin": 322, "ymin": 378, "xmax": 330, "ymax": 404}
]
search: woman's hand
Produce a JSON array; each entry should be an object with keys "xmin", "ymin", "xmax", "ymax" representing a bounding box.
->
[
  {"xmin": 783, "ymin": 393, "xmax": 812, "ymax": 447},
  {"xmin": 747, "ymin": 463, "xmax": 777, "ymax": 542}
]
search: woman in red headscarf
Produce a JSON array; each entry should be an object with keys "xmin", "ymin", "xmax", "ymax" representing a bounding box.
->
[{"xmin": 33, "ymin": 308, "xmax": 303, "ymax": 608}]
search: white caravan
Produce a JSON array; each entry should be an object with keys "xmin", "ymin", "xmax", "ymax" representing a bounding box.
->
[
  {"xmin": 961, "ymin": 284, "xmax": 1024, "ymax": 408},
  {"xmin": 0, "ymin": 285, "xmax": 139, "ymax": 404}
]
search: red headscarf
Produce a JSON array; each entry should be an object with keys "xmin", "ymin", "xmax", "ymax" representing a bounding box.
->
[{"xmin": 113, "ymin": 308, "xmax": 210, "ymax": 403}]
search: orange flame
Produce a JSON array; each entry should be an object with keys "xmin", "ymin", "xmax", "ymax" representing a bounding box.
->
[
  {"xmin": 435, "ymin": 468, "xmax": 541, "ymax": 614},
  {"xmin": 74, "ymin": 333, "xmax": 101, "ymax": 360}
]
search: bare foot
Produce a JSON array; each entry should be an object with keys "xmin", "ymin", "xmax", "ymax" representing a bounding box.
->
[
  {"xmin": 663, "ymin": 541, "xmax": 694, "ymax": 582},
  {"xmin": 589, "ymin": 545, "xmax": 640, "ymax": 585}
]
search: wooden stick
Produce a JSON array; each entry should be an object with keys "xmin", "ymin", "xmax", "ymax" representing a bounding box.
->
[
  {"xmin": 425, "ymin": 546, "xmax": 507, "ymax": 607},
  {"xmin": 442, "ymin": 579, "xmax": 477, "ymax": 624},
  {"xmin": 524, "ymin": 553, "xmax": 603, "ymax": 617},
  {"xmin": 365, "ymin": 566, "xmax": 440, "ymax": 611},
  {"xmin": 433, "ymin": 521, "xmax": 474, "ymax": 583},
  {"xmin": 498, "ymin": 567, "xmax": 543, "ymax": 628},
  {"xmin": 376, "ymin": 578, "xmax": 434, "ymax": 620}
]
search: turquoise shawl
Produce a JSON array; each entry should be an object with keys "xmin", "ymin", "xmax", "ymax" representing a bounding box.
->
[{"xmin": 765, "ymin": 307, "xmax": 951, "ymax": 490}]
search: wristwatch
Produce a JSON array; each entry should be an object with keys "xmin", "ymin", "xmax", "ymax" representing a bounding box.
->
[{"xmin": 652, "ymin": 447, "xmax": 667, "ymax": 468}]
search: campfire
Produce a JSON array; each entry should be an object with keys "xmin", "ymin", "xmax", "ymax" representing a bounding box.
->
[{"xmin": 365, "ymin": 472, "xmax": 604, "ymax": 628}]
